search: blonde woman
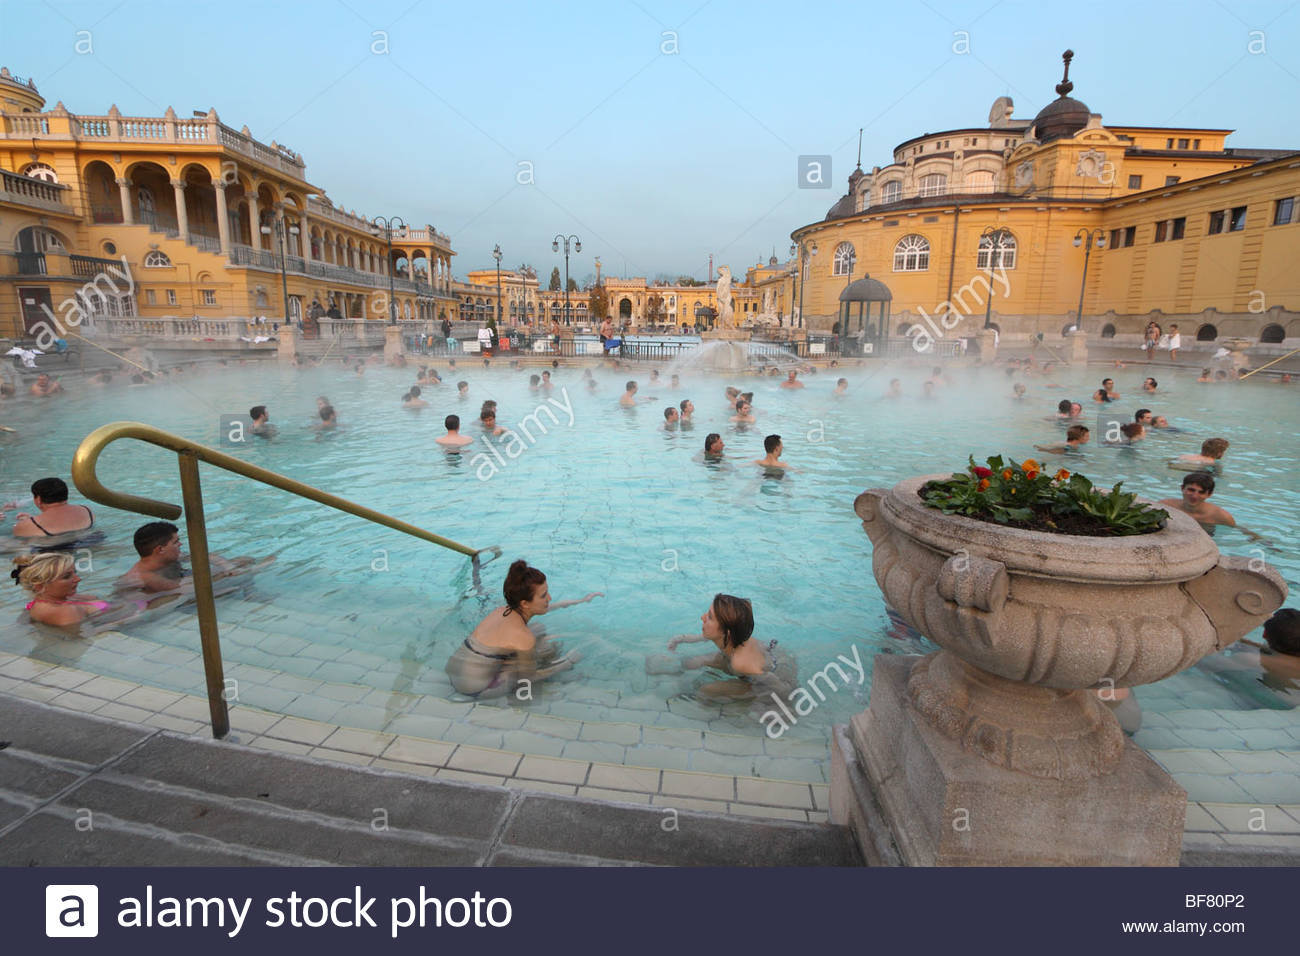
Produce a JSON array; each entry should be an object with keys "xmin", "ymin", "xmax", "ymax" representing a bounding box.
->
[{"xmin": 12, "ymin": 552, "xmax": 110, "ymax": 628}]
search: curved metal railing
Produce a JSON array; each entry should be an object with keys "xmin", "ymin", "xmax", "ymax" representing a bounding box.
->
[{"xmin": 72, "ymin": 421, "xmax": 494, "ymax": 738}]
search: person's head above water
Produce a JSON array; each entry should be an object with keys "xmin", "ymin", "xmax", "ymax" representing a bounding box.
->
[
  {"xmin": 445, "ymin": 414, "xmax": 460, "ymax": 431},
  {"xmin": 704, "ymin": 432, "xmax": 724, "ymax": 455},
  {"xmin": 763, "ymin": 434, "xmax": 782, "ymax": 454},
  {"xmin": 133, "ymin": 521, "xmax": 179, "ymax": 557},
  {"xmin": 1066, "ymin": 425, "xmax": 1090, "ymax": 442},
  {"xmin": 1057, "ymin": 399, "xmax": 1072, "ymax": 414},
  {"xmin": 30, "ymin": 477, "xmax": 70, "ymax": 503},
  {"xmin": 529, "ymin": 374, "xmax": 540, "ymax": 386},
  {"xmin": 1102, "ymin": 378, "xmax": 1114, "ymax": 390},
  {"xmin": 457, "ymin": 381, "xmax": 469, "ymax": 392},
  {"xmin": 706, "ymin": 593, "xmax": 754, "ymax": 650},
  {"xmin": 249, "ymin": 405, "xmax": 268, "ymax": 421},
  {"xmin": 11, "ymin": 551, "xmax": 75, "ymax": 593},
  {"xmin": 664, "ymin": 406, "xmax": 678, "ymax": 422},
  {"xmin": 1183, "ymin": 471, "xmax": 1216, "ymax": 496},
  {"xmin": 625, "ymin": 381, "xmax": 637, "ymax": 393},
  {"xmin": 1135, "ymin": 408, "xmax": 1152, "ymax": 424},
  {"xmin": 502, "ymin": 559, "xmax": 548, "ymax": 617},
  {"xmin": 1263, "ymin": 608, "xmax": 1300, "ymax": 656},
  {"xmin": 1201, "ymin": 437, "xmax": 1229, "ymax": 459}
]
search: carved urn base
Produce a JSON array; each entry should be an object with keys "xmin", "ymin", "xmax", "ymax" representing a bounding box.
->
[{"xmin": 832, "ymin": 655, "xmax": 1187, "ymax": 866}]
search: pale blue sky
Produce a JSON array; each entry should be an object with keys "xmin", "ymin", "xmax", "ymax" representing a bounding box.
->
[{"xmin": 3, "ymin": 0, "xmax": 1298, "ymax": 280}]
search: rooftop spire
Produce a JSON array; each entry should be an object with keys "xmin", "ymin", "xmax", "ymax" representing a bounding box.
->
[
  {"xmin": 1056, "ymin": 49, "xmax": 1074, "ymax": 97},
  {"xmin": 856, "ymin": 127, "xmax": 863, "ymax": 169}
]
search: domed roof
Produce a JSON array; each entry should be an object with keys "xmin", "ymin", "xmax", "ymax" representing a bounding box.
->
[
  {"xmin": 825, "ymin": 193, "xmax": 855, "ymax": 220},
  {"xmin": 840, "ymin": 275, "xmax": 892, "ymax": 302},
  {"xmin": 1032, "ymin": 50, "xmax": 1090, "ymax": 143}
]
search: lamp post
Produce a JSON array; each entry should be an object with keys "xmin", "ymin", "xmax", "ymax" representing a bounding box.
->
[
  {"xmin": 260, "ymin": 217, "xmax": 300, "ymax": 326},
  {"xmin": 791, "ymin": 239, "xmax": 817, "ymax": 330},
  {"xmin": 492, "ymin": 244, "xmax": 503, "ymax": 326},
  {"xmin": 370, "ymin": 215, "xmax": 406, "ymax": 324},
  {"xmin": 1072, "ymin": 228, "xmax": 1107, "ymax": 332},
  {"xmin": 979, "ymin": 226, "xmax": 1012, "ymax": 330},
  {"xmin": 552, "ymin": 233, "xmax": 581, "ymax": 326}
]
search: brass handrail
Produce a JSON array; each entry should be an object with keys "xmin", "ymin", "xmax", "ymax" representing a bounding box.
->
[{"xmin": 72, "ymin": 421, "xmax": 493, "ymax": 739}]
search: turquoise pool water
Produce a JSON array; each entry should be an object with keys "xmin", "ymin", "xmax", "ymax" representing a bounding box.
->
[{"xmin": 1, "ymin": 358, "xmax": 1297, "ymax": 746}]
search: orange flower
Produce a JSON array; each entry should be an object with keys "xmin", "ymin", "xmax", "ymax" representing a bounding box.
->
[
  {"xmin": 1001, "ymin": 469, "xmax": 1014, "ymax": 480},
  {"xmin": 1054, "ymin": 468, "xmax": 1070, "ymax": 481},
  {"xmin": 1022, "ymin": 458, "xmax": 1040, "ymax": 472},
  {"xmin": 977, "ymin": 478, "xmax": 990, "ymax": 491},
  {"xmin": 1024, "ymin": 469, "xmax": 1039, "ymax": 481}
]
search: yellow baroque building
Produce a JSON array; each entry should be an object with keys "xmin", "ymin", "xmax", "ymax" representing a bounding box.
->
[
  {"xmin": 791, "ymin": 52, "xmax": 1300, "ymax": 350},
  {"xmin": 0, "ymin": 67, "xmax": 457, "ymax": 342}
]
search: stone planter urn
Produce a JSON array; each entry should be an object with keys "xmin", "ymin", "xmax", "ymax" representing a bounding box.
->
[{"xmin": 831, "ymin": 476, "xmax": 1286, "ymax": 866}]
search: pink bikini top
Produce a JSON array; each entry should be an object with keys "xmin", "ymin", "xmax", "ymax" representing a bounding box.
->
[{"xmin": 27, "ymin": 597, "xmax": 111, "ymax": 612}]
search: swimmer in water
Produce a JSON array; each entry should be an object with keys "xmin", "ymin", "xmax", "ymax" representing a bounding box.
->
[
  {"xmin": 1142, "ymin": 377, "xmax": 1158, "ymax": 393},
  {"xmin": 249, "ymin": 405, "xmax": 277, "ymax": 438},
  {"xmin": 620, "ymin": 381, "xmax": 640, "ymax": 407},
  {"xmin": 402, "ymin": 386, "xmax": 428, "ymax": 408},
  {"xmin": 730, "ymin": 398, "xmax": 756, "ymax": 424},
  {"xmin": 457, "ymin": 380, "xmax": 469, "ymax": 399},
  {"xmin": 13, "ymin": 552, "xmax": 112, "ymax": 628},
  {"xmin": 445, "ymin": 559, "xmax": 601, "ymax": 698},
  {"xmin": 703, "ymin": 432, "xmax": 725, "ymax": 459},
  {"xmin": 661, "ymin": 593, "xmax": 798, "ymax": 702},
  {"xmin": 1197, "ymin": 368, "xmax": 1213, "ymax": 383},
  {"xmin": 833, "ymin": 378, "xmax": 848, "ymax": 396},
  {"xmin": 10, "ymin": 477, "xmax": 95, "ymax": 538},
  {"xmin": 753, "ymin": 433, "xmax": 788, "ymax": 469},
  {"xmin": 1135, "ymin": 408, "xmax": 1153, "ymax": 426},
  {"xmin": 1035, "ymin": 424, "xmax": 1090, "ymax": 455},
  {"xmin": 480, "ymin": 407, "xmax": 506, "ymax": 436},
  {"xmin": 115, "ymin": 521, "xmax": 258, "ymax": 595},
  {"xmin": 1172, "ymin": 437, "xmax": 1228, "ymax": 470},
  {"xmin": 314, "ymin": 404, "xmax": 338, "ymax": 431},
  {"xmin": 679, "ymin": 399, "xmax": 695, "ymax": 423},
  {"xmin": 528, "ymin": 374, "xmax": 541, "ymax": 392},
  {"xmin": 1157, "ymin": 472, "xmax": 1261, "ymax": 540},
  {"xmin": 435, "ymin": 414, "xmax": 473, "ymax": 448},
  {"xmin": 884, "ymin": 379, "xmax": 902, "ymax": 399},
  {"xmin": 662, "ymin": 406, "xmax": 680, "ymax": 430},
  {"xmin": 1093, "ymin": 377, "xmax": 1119, "ymax": 403},
  {"xmin": 1012, "ymin": 383, "xmax": 1027, "ymax": 400},
  {"xmin": 780, "ymin": 370, "xmax": 804, "ymax": 389},
  {"xmin": 1194, "ymin": 608, "xmax": 1300, "ymax": 708}
]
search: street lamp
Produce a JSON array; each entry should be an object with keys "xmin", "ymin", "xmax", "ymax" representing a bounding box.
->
[
  {"xmin": 492, "ymin": 244, "xmax": 503, "ymax": 326},
  {"xmin": 979, "ymin": 226, "xmax": 1013, "ymax": 330},
  {"xmin": 552, "ymin": 233, "xmax": 581, "ymax": 326},
  {"xmin": 260, "ymin": 217, "xmax": 300, "ymax": 327},
  {"xmin": 791, "ymin": 239, "xmax": 817, "ymax": 330},
  {"xmin": 370, "ymin": 215, "xmax": 406, "ymax": 324},
  {"xmin": 1072, "ymin": 228, "xmax": 1107, "ymax": 332}
]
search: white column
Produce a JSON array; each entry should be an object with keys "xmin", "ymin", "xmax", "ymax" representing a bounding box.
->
[
  {"xmin": 300, "ymin": 216, "xmax": 312, "ymax": 262},
  {"xmin": 117, "ymin": 178, "xmax": 134, "ymax": 225},
  {"xmin": 214, "ymin": 181, "xmax": 230, "ymax": 255},
  {"xmin": 248, "ymin": 195, "xmax": 262, "ymax": 250},
  {"xmin": 171, "ymin": 180, "xmax": 189, "ymax": 238}
]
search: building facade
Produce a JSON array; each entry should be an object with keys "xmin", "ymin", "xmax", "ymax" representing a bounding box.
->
[
  {"xmin": 0, "ymin": 67, "xmax": 458, "ymax": 341},
  {"xmin": 791, "ymin": 52, "xmax": 1300, "ymax": 348}
]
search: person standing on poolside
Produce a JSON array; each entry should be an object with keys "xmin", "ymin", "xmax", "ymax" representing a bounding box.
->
[{"xmin": 1166, "ymin": 324, "xmax": 1181, "ymax": 361}]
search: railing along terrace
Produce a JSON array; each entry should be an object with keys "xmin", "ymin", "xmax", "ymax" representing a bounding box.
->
[
  {"xmin": 1, "ymin": 168, "xmax": 68, "ymax": 209},
  {"xmin": 228, "ymin": 244, "xmax": 440, "ymax": 299},
  {"xmin": 92, "ymin": 316, "xmax": 247, "ymax": 340}
]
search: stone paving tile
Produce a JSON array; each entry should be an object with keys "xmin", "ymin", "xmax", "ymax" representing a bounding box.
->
[
  {"xmin": 93, "ymin": 701, "xmax": 153, "ymax": 725},
  {"xmin": 499, "ymin": 731, "xmax": 567, "ymax": 757},
  {"xmin": 565, "ymin": 687, "xmax": 620, "ymax": 707},
  {"xmin": 263, "ymin": 716, "xmax": 336, "ymax": 746},
  {"xmin": 437, "ymin": 722, "xmax": 503, "ymax": 747},
  {"xmin": 700, "ymin": 732, "xmax": 769, "ymax": 758},
  {"xmin": 141, "ymin": 712, "xmax": 206, "ymax": 735},
  {"xmin": 578, "ymin": 722, "xmax": 641, "ymax": 745},
  {"xmin": 247, "ymin": 735, "xmax": 314, "ymax": 757},
  {"xmin": 310, "ymin": 747, "xmax": 375, "ymax": 768},
  {"xmin": 76, "ymin": 675, "xmax": 139, "ymax": 701},
  {"xmin": 735, "ymin": 778, "xmax": 815, "ymax": 809},
  {"xmin": 234, "ymin": 685, "xmax": 300, "ymax": 712},
  {"xmin": 322, "ymin": 727, "xmax": 395, "ymax": 755},
  {"xmin": 380, "ymin": 734, "xmax": 456, "ymax": 767},
  {"xmin": 763, "ymin": 736, "xmax": 832, "ymax": 758},
  {"xmin": 49, "ymin": 690, "xmax": 104, "ymax": 713},
  {"xmin": 0, "ymin": 656, "xmax": 55, "ymax": 679},
  {"xmin": 311, "ymin": 681, "xmax": 372, "ymax": 704},
  {"xmin": 116, "ymin": 686, "xmax": 185, "ymax": 712},
  {"xmin": 5, "ymin": 682, "xmax": 63, "ymax": 703},
  {"xmin": 1149, "ymin": 750, "xmax": 1236, "ymax": 775},
  {"xmin": 752, "ymin": 756, "xmax": 826, "ymax": 783},
  {"xmin": 521, "ymin": 714, "xmax": 583, "ymax": 739},
  {"xmin": 1132, "ymin": 729, "xmax": 1187, "ymax": 751},
  {"xmin": 1216, "ymin": 833, "xmax": 1300, "ymax": 849},
  {"xmin": 383, "ymin": 714, "xmax": 454, "ymax": 740},
  {"xmin": 689, "ymin": 752, "xmax": 757, "ymax": 776},
  {"xmin": 1201, "ymin": 803, "xmax": 1300, "ymax": 834},
  {"xmin": 0, "ymin": 674, "xmax": 21, "ymax": 693},
  {"xmin": 577, "ymin": 786, "xmax": 652, "ymax": 805},
  {"xmin": 436, "ymin": 768, "xmax": 507, "ymax": 787},
  {"xmin": 728, "ymin": 803, "xmax": 809, "ymax": 822},
  {"xmin": 515, "ymin": 755, "xmax": 591, "ymax": 785},
  {"xmin": 1214, "ymin": 750, "xmax": 1300, "ymax": 774},
  {"xmin": 561, "ymin": 741, "xmax": 628, "ymax": 764},
  {"xmin": 466, "ymin": 706, "xmax": 529, "ymax": 730},
  {"xmin": 227, "ymin": 707, "xmax": 282, "ymax": 735},
  {"xmin": 1228, "ymin": 773, "xmax": 1300, "ymax": 804},
  {"xmin": 328, "ymin": 704, "xmax": 392, "ymax": 731},
  {"xmin": 811, "ymin": 784, "xmax": 831, "ymax": 812},
  {"xmin": 281, "ymin": 696, "xmax": 343, "ymax": 725},
  {"xmin": 409, "ymin": 696, "xmax": 475, "ymax": 719},
  {"xmin": 32, "ymin": 667, "xmax": 95, "ymax": 691},
  {"xmin": 586, "ymin": 764, "xmax": 660, "ymax": 793},
  {"xmin": 1183, "ymin": 804, "xmax": 1226, "ymax": 832},
  {"xmin": 502, "ymin": 779, "xmax": 578, "ymax": 797},
  {"xmin": 650, "ymin": 794, "xmax": 730, "ymax": 814},
  {"xmin": 661, "ymin": 770, "xmax": 735, "ymax": 801},
  {"xmin": 1173, "ymin": 728, "xmax": 1251, "ymax": 750},
  {"xmin": 651, "ymin": 711, "xmax": 705, "ymax": 729},
  {"xmin": 266, "ymin": 673, "xmax": 325, "ymax": 695},
  {"xmin": 641, "ymin": 727, "xmax": 702, "ymax": 748},
  {"xmin": 621, "ymin": 745, "xmax": 692, "ymax": 771},
  {"xmin": 371, "ymin": 757, "xmax": 439, "ymax": 778},
  {"xmin": 448, "ymin": 745, "xmax": 522, "ymax": 777},
  {"xmin": 808, "ymin": 811, "xmax": 829, "ymax": 824},
  {"xmin": 1170, "ymin": 773, "xmax": 1254, "ymax": 804}
]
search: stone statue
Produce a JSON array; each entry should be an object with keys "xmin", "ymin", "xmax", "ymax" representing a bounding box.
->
[{"xmin": 715, "ymin": 266, "xmax": 734, "ymax": 328}]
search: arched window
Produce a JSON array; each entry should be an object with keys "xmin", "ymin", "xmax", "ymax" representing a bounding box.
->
[
  {"xmin": 1195, "ymin": 324, "xmax": 1218, "ymax": 342},
  {"xmin": 1260, "ymin": 323, "xmax": 1285, "ymax": 343},
  {"xmin": 880, "ymin": 181, "xmax": 902, "ymax": 204},
  {"xmin": 1100, "ymin": 323, "xmax": 1116, "ymax": 338},
  {"xmin": 832, "ymin": 242, "xmax": 856, "ymax": 277},
  {"xmin": 22, "ymin": 163, "xmax": 58, "ymax": 183},
  {"xmin": 919, "ymin": 173, "xmax": 947, "ymax": 198},
  {"xmin": 977, "ymin": 232, "xmax": 1017, "ymax": 270},
  {"xmin": 144, "ymin": 250, "xmax": 172, "ymax": 268},
  {"xmin": 893, "ymin": 235, "xmax": 930, "ymax": 272},
  {"xmin": 964, "ymin": 170, "xmax": 995, "ymax": 193}
]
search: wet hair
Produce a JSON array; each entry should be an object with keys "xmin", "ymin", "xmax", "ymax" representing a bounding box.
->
[
  {"xmin": 134, "ymin": 521, "xmax": 178, "ymax": 557},
  {"xmin": 1066, "ymin": 425, "xmax": 1089, "ymax": 442},
  {"xmin": 503, "ymin": 559, "xmax": 546, "ymax": 615},
  {"xmin": 457, "ymin": 381, "xmax": 468, "ymax": 390},
  {"xmin": 741, "ymin": 392, "xmax": 753, "ymax": 403},
  {"xmin": 1057, "ymin": 399, "xmax": 1072, "ymax": 414},
  {"xmin": 12, "ymin": 552, "xmax": 75, "ymax": 592},
  {"xmin": 319, "ymin": 405, "xmax": 335, "ymax": 421},
  {"xmin": 1120, "ymin": 422, "xmax": 1143, "ymax": 439},
  {"xmin": 250, "ymin": 405, "xmax": 267, "ymax": 421},
  {"xmin": 542, "ymin": 370, "xmax": 551, "ymax": 378},
  {"xmin": 725, "ymin": 387, "xmax": 739, "ymax": 398},
  {"xmin": 1182, "ymin": 471, "xmax": 1215, "ymax": 493},
  {"xmin": 837, "ymin": 378, "xmax": 847, "ymax": 386},
  {"xmin": 1145, "ymin": 378, "xmax": 1158, "ymax": 388},
  {"xmin": 1263, "ymin": 608, "xmax": 1300, "ymax": 656},
  {"xmin": 625, "ymin": 381, "xmax": 637, "ymax": 391},
  {"xmin": 735, "ymin": 399, "xmax": 746, "ymax": 411},
  {"xmin": 1013, "ymin": 383, "xmax": 1026, "ymax": 395},
  {"xmin": 480, "ymin": 408, "xmax": 495, "ymax": 422},
  {"xmin": 663, "ymin": 406, "xmax": 677, "ymax": 421},
  {"xmin": 679, "ymin": 399, "xmax": 691, "ymax": 412},
  {"xmin": 1135, "ymin": 408, "xmax": 1151, "ymax": 421},
  {"xmin": 1094, "ymin": 389, "xmax": 1111, "ymax": 403},
  {"xmin": 712, "ymin": 594, "xmax": 754, "ymax": 650},
  {"xmin": 408, "ymin": 386, "xmax": 421, "ymax": 398},
  {"xmin": 1201, "ymin": 438, "xmax": 1229, "ymax": 458},
  {"xmin": 529, "ymin": 374, "xmax": 540, "ymax": 386},
  {"xmin": 31, "ymin": 477, "xmax": 70, "ymax": 503},
  {"xmin": 763, "ymin": 434, "xmax": 781, "ymax": 453},
  {"xmin": 704, "ymin": 432, "xmax": 722, "ymax": 453},
  {"xmin": 1102, "ymin": 378, "xmax": 1114, "ymax": 388},
  {"xmin": 445, "ymin": 414, "xmax": 460, "ymax": 430},
  {"xmin": 481, "ymin": 400, "xmax": 498, "ymax": 411}
]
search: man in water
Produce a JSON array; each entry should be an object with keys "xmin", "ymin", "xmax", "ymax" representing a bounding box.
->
[
  {"xmin": 1142, "ymin": 377, "xmax": 1158, "ymax": 392},
  {"xmin": 541, "ymin": 370, "xmax": 554, "ymax": 393},
  {"xmin": 1035, "ymin": 424, "xmax": 1090, "ymax": 455},
  {"xmin": 1158, "ymin": 472, "xmax": 1252, "ymax": 537},
  {"xmin": 731, "ymin": 398, "xmax": 756, "ymax": 424},
  {"xmin": 754, "ymin": 434, "xmax": 788, "ymax": 469},
  {"xmin": 620, "ymin": 381, "xmax": 639, "ymax": 407},
  {"xmin": 703, "ymin": 433, "xmax": 725, "ymax": 459},
  {"xmin": 1135, "ymin": 408, "xmax": 1153, "ymax": 426},
  {"xmin": 457, "ymin": 380, "xmax": 470, "ymax": 399},
  {"xmin": 670, "ymin": 374, "xmax": 681, "ymax": 389},
  {"xmin": 402, "ymin": 387, "xmax": 428, "ymax": 408},
  {"xmin": 436, "ymin": 414, "xmax": 473, "ymax": 448},
  {"xmin": 249, "ymin": 405, "xmax": 276, "ymax": 438},
  {"xmin": 315, "ymin": 405, "xmax": 338, "ymax": 430},
  {"xmin": 833, "ymin": 378, "xmax": 848, "ymax": 396},
  {"xmin": 679, "ymin": 398, "xmax": 695, "ymax": 423},
  {"xmin": 480, "ymin": 407, "xmax": 506, "ymax": 436},
  {"xmin": 116, "ymin": 521, "xmax": 255, "ymax": 594},
  {"xmin": 781, "ymin": 370, "xmax": 804, "ymax": 389},
  {"xmin": 29, "ymin": 373, "xmax": 64, "ymax": 397},
  {"xmin": 1175, "ymin": 437, "xmax": 1229, "ymax": 468},
  {"xmin": 1093, "ymin": 377, "xmax": 1119, "ymax": 402},
  {"xmin": 662, "ymin": 406, "xmax": 679, "ymax": 430}
]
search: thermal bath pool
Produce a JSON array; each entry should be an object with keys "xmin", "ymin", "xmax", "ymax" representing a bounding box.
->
[{"xmin": 1, "ymin": 358, "xmax": 1297, "ymax": 796}]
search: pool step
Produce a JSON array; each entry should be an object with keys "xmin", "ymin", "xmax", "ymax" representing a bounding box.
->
[{"xmin": 17, "ymin": 624, "xmax": 830, "ymax": 784}]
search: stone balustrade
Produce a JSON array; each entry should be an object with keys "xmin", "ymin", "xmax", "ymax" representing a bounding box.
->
[{"xmin": 0, "ymin": 168, "xmax": 69, "ymax": 212}]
